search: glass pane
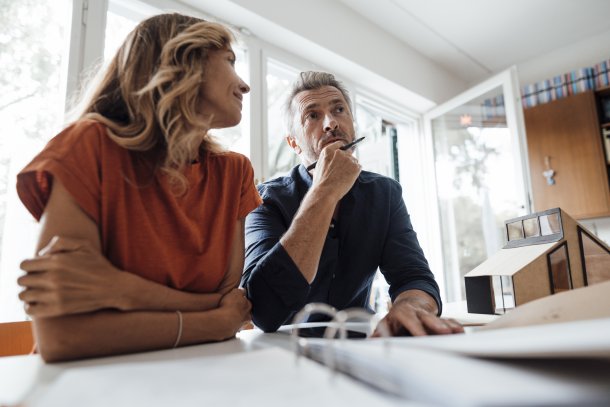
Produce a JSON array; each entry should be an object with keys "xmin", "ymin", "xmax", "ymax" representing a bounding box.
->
[
  {"xmin": 491, "ymin": 275, "xmax": 515, "ymax": 314},
  {"xmin": 523, "ymin": 217, "xmax": 540, "ymax": 238},
  {"xmin": 491, "ymin": 276, "xmax": 503, "ymax": 314},
  {"xmin": 507, "ymin": 221, "xmax": 524, "ymax": 241},
  {"xmin": 432, "ymin": 85, "xmax": 526, "ymax": 301},
  {"xmin": 501, "ymin": 276, "xmax": 515, "ymax": 310},
  {"xmin": 0, "ymin": 0, "xmax": 71, "ymax": 322},
  {"xmin": 548, "ymin": 244, "xmax": 571, "ymax": 293},
  {"xmin": 266, "ymin": 59, "xmax": 300, "ymax": 179},
  {"xmin": 355, "ymin": 104, "xmax": 398, "ymax": 180},
  {"xmin": 540, "ymin": 212, "xmax": 561, "ymax": 236},
  {"xmin": 580, "ymin": 230, "xmax": 610, "ymax": 285},
  {"xmin": 104, "ymin": 9, "xmax": 139, "ymax": 62}
]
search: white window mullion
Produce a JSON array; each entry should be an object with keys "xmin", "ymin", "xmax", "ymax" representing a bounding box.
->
[
  {"xmin": 65, "ymin": 0, "xmax": 108, "ymax": 110},
  {"xmin": 246, "ymin": 40, "xmax": 265, "ymax": 183}
]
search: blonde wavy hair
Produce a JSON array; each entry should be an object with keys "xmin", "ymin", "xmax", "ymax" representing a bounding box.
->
[{"xmin": 80, "ymin": 13, "xmax": 234, "ymax": 193}]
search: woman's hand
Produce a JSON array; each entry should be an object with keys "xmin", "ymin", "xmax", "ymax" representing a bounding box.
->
[
  {"xmin": 217, "ymin": 288, "xmax": 252, "ymax": 338},
  {"xmin": 18, "ymin": 236, "xmax": 125, "ymax": 317}
]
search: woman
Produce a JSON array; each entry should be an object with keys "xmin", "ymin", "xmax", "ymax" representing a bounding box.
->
[{"xmin": 15, "ymin": 13, "xmax": 261, "ymax": 362}]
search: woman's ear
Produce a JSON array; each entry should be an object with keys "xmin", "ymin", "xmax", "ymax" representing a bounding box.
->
[{"xmin": 285, "ymin": 135, "xmax": 301, "ymax": 154}]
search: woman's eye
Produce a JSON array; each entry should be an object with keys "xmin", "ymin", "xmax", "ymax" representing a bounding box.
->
[{"xmin": 228, "ymin": 58, "xmax": 236, "ymax": 66}]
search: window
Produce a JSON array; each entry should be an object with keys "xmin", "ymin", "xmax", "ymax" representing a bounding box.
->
[
  {"xmin": 104, "ymin": 8, "xmax": 140, "ymax": 61},
  {"xmin": 353, "ymin": 96, "xmax": 421, "ymax": 314},
  {"xmin": 492, "ymin": 275, "xmax": 515, "ymax": 314},
  {"xmin": 214, "ymin": 46, "xmax": 251, "ymax": 156},
  {"xmin": 547, "ymin": 243, "xmax": 572, "ymax": 294},
  {"xmin": 355, "ymin": 103, "xmax": 396, "ymax": 180},
  {"xmin": 0, "ymin": 0, "xmax": 72, "ymax": 322},
  {"xmin": 266, "ymin": 58, "xmax": 300, "ymax": 180},
  {"xmin": 578, "ymin": 227, "xmax": 610, "ymax": 285}
]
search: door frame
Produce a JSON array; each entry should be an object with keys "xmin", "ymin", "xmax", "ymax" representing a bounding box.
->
[{"xmin": 422, "ymin": 66, "xmax": 533, "ymax": 302}]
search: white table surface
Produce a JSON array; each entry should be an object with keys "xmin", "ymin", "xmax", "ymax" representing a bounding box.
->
[{"xmin": 1, "ymin": 322, "xmax": 609, "ymax": 407}]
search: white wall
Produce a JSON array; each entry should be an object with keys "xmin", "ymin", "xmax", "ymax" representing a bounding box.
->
[
  {"xmin": 514, "ymin": 28, "xmax": 610, "ymax": 87},
  {"xmin": 183, "ymin": 0, "xmax": 466, "ymax": 111}
]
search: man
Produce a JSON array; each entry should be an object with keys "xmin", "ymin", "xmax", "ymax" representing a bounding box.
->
[{"xmin": 242, "ymin": 71, "xmax": 463, "ymax": 336}]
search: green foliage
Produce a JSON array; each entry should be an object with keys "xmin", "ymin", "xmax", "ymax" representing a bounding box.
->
[{"xmin": 0, "ymin": 0, "xmax": 64, "ymax": 139}]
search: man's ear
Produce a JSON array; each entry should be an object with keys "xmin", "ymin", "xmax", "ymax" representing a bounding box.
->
[{"xmin": 285, "ymin": 135, "xmax": 302, "ymax": 154}]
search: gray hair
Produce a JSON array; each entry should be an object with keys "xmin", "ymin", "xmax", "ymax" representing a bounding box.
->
[{"xmin": 283, "ymin": 71, "xmax": 353, "ymax": 134}]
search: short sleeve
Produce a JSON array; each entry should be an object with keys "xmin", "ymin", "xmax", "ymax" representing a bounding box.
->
[
  {"xmin": 237, "ymin": 155, "xmax": 262, "ymax": 219},
  {"xmin": 16, "ymin": 121, "xmax": 103, "ymax": 224}
]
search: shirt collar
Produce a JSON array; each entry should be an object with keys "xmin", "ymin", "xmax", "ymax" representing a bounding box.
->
[{"xmin": 296, "ymin": 164, "xmax": 313, "ymax": 188}]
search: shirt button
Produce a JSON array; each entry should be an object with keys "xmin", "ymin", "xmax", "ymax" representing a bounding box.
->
[{"xmin": 332, "ymin": 273, "xmax": 336, "ymax": 279}]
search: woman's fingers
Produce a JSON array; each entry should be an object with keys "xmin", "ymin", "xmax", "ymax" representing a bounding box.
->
[{"xmin": 17, "ymin": 272, "xmax": 50, "ymax": 289}]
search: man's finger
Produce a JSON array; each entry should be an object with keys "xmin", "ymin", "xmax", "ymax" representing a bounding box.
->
[
  {"xmin": 371, "ymin": 319, "xmax": 392, "ymax": 338},
  {"xmin": 445, "ymin": 318, "xmax": 465, "ymax": 333},
  {"xmin": 420, "ymin": 313, "xmax": 453, "ymax": 335},
  {"xmin": 395, "ymin": 311, "xmax": 427, "ymax": 336}
]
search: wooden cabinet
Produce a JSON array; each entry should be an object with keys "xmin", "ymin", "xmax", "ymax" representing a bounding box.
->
[{"xmin": 524, "ymin": 91, "xmax": 610, "ymax": 219}]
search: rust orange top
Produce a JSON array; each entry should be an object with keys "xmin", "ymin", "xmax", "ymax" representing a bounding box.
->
[{"xmin": 17, "ymin": 120, "xmax": 262, "ymax": 293}]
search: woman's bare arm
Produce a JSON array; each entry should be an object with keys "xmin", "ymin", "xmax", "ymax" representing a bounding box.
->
[
  {"xmin": 19, "ymin": 178, "xmax": 250, "ymax": 361},
  {"xmin": 34, "ymin": 305, "xmax": 243, "ymax": 362},
  {"xmin": 19, "ymin": 179, "xmax": 228, "ymax": 315}
]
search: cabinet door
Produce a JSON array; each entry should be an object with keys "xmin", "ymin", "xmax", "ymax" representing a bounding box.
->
[{"xmin": 524, "ymin": 91, "xmax": 610, "ymax": 219}]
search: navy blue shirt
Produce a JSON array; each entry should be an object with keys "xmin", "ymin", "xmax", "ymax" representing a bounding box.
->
[{"xmin": 242, "ymin": 164, "xmax": 441, "ymax": 332}]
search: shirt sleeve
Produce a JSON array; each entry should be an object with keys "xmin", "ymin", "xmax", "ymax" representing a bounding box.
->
[
  {"xmin": 242, "ymin": 194, "xmax": 311, "ymax": 332},
  {"xmin": 379, "ymin": 181, "xmax": 442, "ymax": 315},
  {"xmin": 237, "ymin": 155, "xmax": 263, "ymax": 219},
  {"xmin": 16, "ymin": 122, "xmax": 102, "ymax": 224}
]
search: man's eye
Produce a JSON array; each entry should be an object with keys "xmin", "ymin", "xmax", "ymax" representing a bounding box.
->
[
  {"xmin": 228, "ymin": 58, "xmax": 236, "ymax": 66},
  {"xmin": 335, "ymin": 106, "xmax": 344, "ymax": 113},
  {"xmin": 307, "ymin": 112, "xmax": 318, "ymax": 119}
]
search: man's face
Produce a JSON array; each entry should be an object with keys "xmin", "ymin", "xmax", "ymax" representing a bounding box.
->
[{"xmin": 286, "ymin": 85, "xmax": 355, "ymax": 166}]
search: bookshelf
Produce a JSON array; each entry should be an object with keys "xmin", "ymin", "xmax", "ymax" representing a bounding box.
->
[{"xmin": 524, "ymin": 91, "xmax": 610, "ymax": 219}]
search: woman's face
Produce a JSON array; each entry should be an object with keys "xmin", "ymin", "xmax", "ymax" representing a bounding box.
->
[{"xmin": 199, "ymin": 47, "xmax": 250, "ymax": 128}]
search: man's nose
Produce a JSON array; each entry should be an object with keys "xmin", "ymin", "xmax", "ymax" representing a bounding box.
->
[{"xmin": 323, "ymin": 115, "xmax": 337, "ymax": 132}]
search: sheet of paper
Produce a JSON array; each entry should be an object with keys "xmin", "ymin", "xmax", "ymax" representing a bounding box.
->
[
  {"xmin": 302, "ymin": 339, "xmax": 610, "ymax": 406},
  {"xmin": 27, "ymin": 347, "xmax": 410, "ymax": 407},
  {"xmin": 482, "ymin": 280, "xmax": 610, "ymax": 330},
  {"xmin": 384, "ymin": 317, "xmax": 610, "ymax": 358}
]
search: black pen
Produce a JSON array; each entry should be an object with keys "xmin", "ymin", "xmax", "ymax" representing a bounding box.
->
[{"xmin": 306, "ymin": 136, "xmax": 365, "ymax": 171}]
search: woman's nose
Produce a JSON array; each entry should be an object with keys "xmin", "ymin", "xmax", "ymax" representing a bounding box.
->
[{"xmin": 239, "ymin": 79, "xmax": 250, "ymax": 94}]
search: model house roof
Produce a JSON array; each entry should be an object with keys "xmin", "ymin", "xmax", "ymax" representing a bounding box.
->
[{"xmin": 465, "ymin": 242, "xmax": 557, "ymax": 277}]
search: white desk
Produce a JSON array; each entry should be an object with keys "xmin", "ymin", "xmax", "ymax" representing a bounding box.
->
[{"xmin": 1, "ymin": 322, "xmax": 609, "ymax": 407}]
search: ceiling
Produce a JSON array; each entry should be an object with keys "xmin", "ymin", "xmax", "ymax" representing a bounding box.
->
[{"xmin": 338, "ymin": 0, "xmax": 610, "ymax": 83}]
